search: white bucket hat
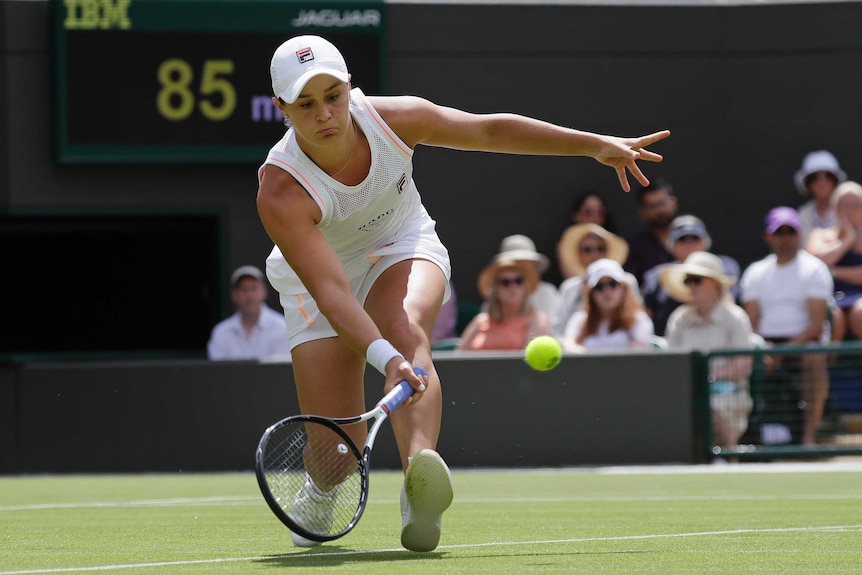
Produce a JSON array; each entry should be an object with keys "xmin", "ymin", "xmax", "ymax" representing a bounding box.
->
[
  {"xmin": 271, "ymin": 35, "xmax": 349, "ymax": 104},
  {"xmin": 793, "ymin": 150, "xmax": 847, "ymax": 196}
]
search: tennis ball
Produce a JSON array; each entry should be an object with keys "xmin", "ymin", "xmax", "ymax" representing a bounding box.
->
[{"xmin": 524, "ymin": 335, "xmax": 562, "ymax": 371}]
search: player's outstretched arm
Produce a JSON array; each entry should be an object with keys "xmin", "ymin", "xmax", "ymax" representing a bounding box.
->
[{"xmin": 372, "ymin": 95, "xmax": 669, "ymax": 192}]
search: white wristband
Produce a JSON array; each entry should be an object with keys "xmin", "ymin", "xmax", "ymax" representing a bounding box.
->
[{"xmin": 366, "ymin": 338, "xmax": 403, "ymax": 375}]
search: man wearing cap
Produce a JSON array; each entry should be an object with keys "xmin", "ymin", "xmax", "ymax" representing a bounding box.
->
[
  {"xmin": 739, "ymin": 206, "xmax": 833, "ymax": 446},
  {"xmin": 207, "ymin": 265, "xmax": 292, "ymax": 360},
  {"xmin": 641, "ymin": 214, "xmax": 740, "ymax": 336},
  {"xmin": 794, "ymin": 150, "xmax": 847, "ymax": 242}
]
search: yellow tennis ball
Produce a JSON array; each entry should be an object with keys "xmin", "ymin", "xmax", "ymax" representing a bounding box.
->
[{"xmin": 524, "ymin": 335, "xmax": 562, "ymax": 371}]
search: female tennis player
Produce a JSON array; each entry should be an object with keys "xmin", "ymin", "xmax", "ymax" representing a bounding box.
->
[{"xmin": 256, "ymin": 35, "xmax": 670, "ymax": 551}]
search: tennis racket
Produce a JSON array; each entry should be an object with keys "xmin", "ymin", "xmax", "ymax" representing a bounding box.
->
[{"xmin": 255, "ymin": 366, "xmax": 427, "ymax": 542}]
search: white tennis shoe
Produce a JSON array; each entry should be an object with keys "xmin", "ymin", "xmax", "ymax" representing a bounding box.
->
[
  {"xmin": 400, "ymin": 449, "xmax": 453, "ymax": 552},
  {"xmin": 290, "ymin": 477, "xmax": 337, "ymax": 547}
]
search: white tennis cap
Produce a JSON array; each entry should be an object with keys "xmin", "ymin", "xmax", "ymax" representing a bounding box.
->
[
  {"xmin": 270, "ymin": 35, "xmax": 349, "ymax": 104},
  {"xmin": 585, "ymin": 258, "xmax": 627, "ymax": 288},
  {"xmin": 230, "ymin": 265, "xmax": 264, "ymax": 287}
]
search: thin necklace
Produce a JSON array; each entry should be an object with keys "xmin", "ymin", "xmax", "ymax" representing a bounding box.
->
[{"xmin": 330, "ymin": 121, "xmax": 358, "ymax": 177}]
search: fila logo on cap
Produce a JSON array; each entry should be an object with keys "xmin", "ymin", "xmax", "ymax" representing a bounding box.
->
[{"xmin": 296, "ymin": 47, "xmax": 314, "ymax": 64}]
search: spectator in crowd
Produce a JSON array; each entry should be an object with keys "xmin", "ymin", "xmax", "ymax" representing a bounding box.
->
[
  {"xmin": 553, "ymin": 223, "xmax": 635, "ymax": 337},
  {"xmin": 491, "ymin": 234, "xmax": 561, "ymax": 319},
  {"xmin": 795, "ymin": 150, "xmax": 847, "ymax": 243},
  {"xmin": 458, "ymin": 257, "xmax": 551, "ymax": 351},
  {"xmin": 806, "ymin": 180, "xmax": 862, "ymax": 340},
  {"xmin": 641, "ymin": 214, "xmax": 741, "ymax": 337},
  {"xmin": 624, "ymin": 177, "xmax": 678, "ymax": 285},
  {"xmin": 561, "ymin": 258, "xmax": 653, "ymax": 352},
  {"xmin": 567, "ymin": 189, "xmax": 617, "ymax": 233},
  {"xmin": 557, "ymin": 222, "xmax": 629, "ymax": 281},
  {"xmin": 207, "ymin": 265, "xmax": 292, "ymax": 360},
  {"xmin": 662, "ymin": 251, "xmax": 754, "ymax": 458},
  {"xmin": 740, "ymin": 206, "xmax": 833, "ymax": 446}
]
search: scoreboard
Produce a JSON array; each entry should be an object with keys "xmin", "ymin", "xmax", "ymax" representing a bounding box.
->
[{"xmin": 52, "ymin": 0, "xmax": 386, "ymax": 165}]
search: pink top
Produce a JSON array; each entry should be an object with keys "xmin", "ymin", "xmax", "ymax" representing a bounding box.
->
[{"xmin": 462, "ymin": 311, "xmax": 536, "ymax": 351}]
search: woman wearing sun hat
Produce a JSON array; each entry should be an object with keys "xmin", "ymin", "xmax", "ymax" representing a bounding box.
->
[
  {"xmin": 795, "ymin": 150, "xmax": 847, "ymax": 242},
  {"xmin": 457, "ymin": 256, "xmax": 551, "ymax": 351},
  {"xmin": 561, "ymin": 258, "xmax": 653, "ymax": 352},
  {"xmin": 494, "ymin": 234, "xmax": 561, "ymax": 319},
  {"xmin": 557, "ymin": 223, "xmax": 630, "ymax": 280},
  {"xmin": 553, "ymin": 224, "xmax": 637, "ymax": 337},
  {"xmin": 661, "ymin": 251, "xmax": 755, "ymax": 459}
]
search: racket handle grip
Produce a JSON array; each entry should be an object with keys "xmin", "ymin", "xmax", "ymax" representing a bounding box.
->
[{"xmin": 378, "ymin": 367, "xmax": 428, "ymax": 414}]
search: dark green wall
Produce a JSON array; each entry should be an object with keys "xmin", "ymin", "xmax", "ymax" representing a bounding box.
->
[{"xmin": 0, "ymin": 352, "xmax": 695, "ymax": 473}]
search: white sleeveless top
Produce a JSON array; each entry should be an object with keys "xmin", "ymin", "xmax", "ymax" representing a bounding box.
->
[{"xmin": 260, "ymin": 88, "xmax": 450, "ymax": 302}]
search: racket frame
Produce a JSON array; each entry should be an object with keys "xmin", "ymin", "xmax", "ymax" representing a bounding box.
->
[
  {"xmin": 255, "ymin": 370, "xmax": 425, "ymax": 541},
  {"xmin": 255, "ymin": 414, "xmax": 366, "ymax": 541}
]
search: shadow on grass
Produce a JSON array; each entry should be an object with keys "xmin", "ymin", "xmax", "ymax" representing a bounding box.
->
[
  {"xmin": 254, "ymin": 547, "xmax": 448, "ymax": 568},
  {"xmin": 254, "ymin": 547, "xmax": 653, "ymax": 568}
]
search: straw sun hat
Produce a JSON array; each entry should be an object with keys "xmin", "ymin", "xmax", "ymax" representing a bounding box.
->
[
  {"xmin": 659, "ymin": 251, "xmax": 735, "ymax": 303},
  {"xmin": 477, "ymin": 257, "xmax": 540, "ymax": 300},
  {"xmin": 557, "ymin": 223, "xmax": 629, "ymax": 277}
]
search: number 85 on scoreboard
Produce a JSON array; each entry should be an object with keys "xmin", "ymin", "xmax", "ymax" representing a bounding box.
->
[{"xmin": 53, "ymin": 0, "xmax": 385, "ymax": 165}]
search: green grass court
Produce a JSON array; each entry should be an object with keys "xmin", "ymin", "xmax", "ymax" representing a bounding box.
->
[{"xmin": 2, "ymin": 463, "xmax": 862, "ymax": 574}]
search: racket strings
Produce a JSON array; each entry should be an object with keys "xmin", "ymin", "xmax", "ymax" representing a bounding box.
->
[{"xmin": 260, "ymin": 420, "xmax": 364, "ymax": 537}]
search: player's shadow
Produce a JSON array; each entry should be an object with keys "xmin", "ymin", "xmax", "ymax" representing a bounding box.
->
[
  {"xmin": 254, "ymin": 547, "xmax": 447, "ymax": 568},
  {"xmin": 255, "ymin": 547, "xmax": 651, "ymax": 568}
]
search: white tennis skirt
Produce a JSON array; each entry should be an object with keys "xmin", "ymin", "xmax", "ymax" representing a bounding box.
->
[{"xmin": 266, "ymin": 213, "xmax": 451, "ymax": 349}]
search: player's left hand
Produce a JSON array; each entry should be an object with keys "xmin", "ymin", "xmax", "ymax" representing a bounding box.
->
[{"xmin": 595, "ymin": 130, "xmax": 670, "ymax": 192}]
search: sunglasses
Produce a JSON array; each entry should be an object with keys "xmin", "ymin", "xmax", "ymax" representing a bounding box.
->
[
  {"xmin": 771, "ymin": 226, "xmax": 798, "ymax": 237},
  {"xmin": 579, "ymin": 244, "xmax": 608, "ymax": 255},
  {"xmin": 675, "ymin": 234, "xmax": 703, "ymax": 243},
  {"xmin": 683, "ymin": 275, "xmax": 705, "ymax": 286},
  {"xmin": 593, "ymin": 279, "xmax": 620, "ymax": 292},
  {"xmin": 496, "ymin": 276, "xmax": 524, "ymax": 287}
]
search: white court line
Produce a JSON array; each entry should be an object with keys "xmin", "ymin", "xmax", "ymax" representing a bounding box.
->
[
  {"xmin": 1, "ymin": 524, "xmax": 861, "ymax": 575},
  {"xmin": 0, "ymin": 496, "xmax": 258, "ymax": 512},
  {"xmin": 457, "ymin": 461, "xmax": 862, "ymax": 475},
  {"xmin": 5, "ymin": 492, "xmax": 862, "ymax": 512}
]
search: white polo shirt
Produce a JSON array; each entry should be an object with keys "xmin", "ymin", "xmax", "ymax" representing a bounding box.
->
[
  {"xmin": 207, "ymin": 305, "xmax": 292, "ymax": 360},
  {"xmin": 739, "ymin": 250, "xmax": 832, "ymax": 339}
]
